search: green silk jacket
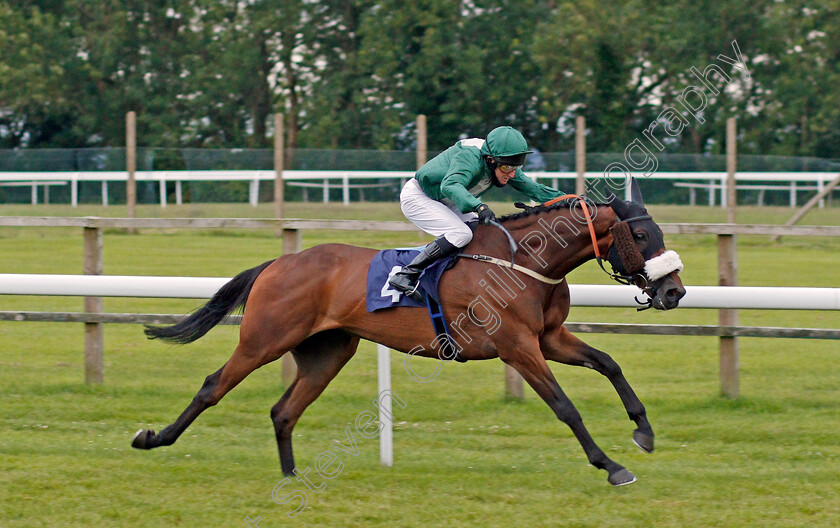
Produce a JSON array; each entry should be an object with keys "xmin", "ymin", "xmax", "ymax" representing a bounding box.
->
[{"xmin": 415, "ymin": 138, "xmax": 563, "ymax": 213}]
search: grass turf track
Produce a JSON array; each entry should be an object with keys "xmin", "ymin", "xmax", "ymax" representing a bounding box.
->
[{"xmin": 0, "ymin": 202, "xmax": 838, "ymax": 527}]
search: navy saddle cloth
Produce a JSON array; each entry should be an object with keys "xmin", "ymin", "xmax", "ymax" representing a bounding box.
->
[
  {"xmin": 366, "ymin": 248, "xmax": 454, "ymax": 312},
  {"xmin": 366, "ymin": 248, "xmax": 465, "ymax": 362}
]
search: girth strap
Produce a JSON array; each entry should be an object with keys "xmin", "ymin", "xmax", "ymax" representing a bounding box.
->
[{"xmin": 458, "ymin": 253, "xmax": 565, "ymax": 285}]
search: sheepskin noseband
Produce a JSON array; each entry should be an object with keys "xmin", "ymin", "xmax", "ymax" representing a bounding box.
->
[
  {"xmin": 644, "ymin": 250, "xmax": 684, "ymax": 281},
  {"xmin": 609, "ymin": 222, "xmax": 684, "ymax": 281},
  {"xmin": 609, "ymin": 221, "xmax": 645, "ymax": 274}
]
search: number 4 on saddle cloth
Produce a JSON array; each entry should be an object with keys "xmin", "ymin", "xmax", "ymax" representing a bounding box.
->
[{"xmin": 366, "ymin": 248, "xmax": 466, "ymax": 362}]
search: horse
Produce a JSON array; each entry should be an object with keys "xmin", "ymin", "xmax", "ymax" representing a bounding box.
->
[{"xmin": 131, "ymin": 179, "xmax": 686, "ymax": 486}]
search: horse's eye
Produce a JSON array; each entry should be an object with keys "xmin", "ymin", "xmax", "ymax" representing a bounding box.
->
[{"xmin": 634, "ymin": 231, "xmax": 648, "ymax": 242}]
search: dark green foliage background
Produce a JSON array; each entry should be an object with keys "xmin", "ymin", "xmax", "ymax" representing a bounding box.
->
[{"xmin": 2, "ymin": 1, "xmax": 840, "ymax": 159}]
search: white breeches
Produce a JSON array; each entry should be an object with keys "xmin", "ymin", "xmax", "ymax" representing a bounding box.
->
[{"xmin": 399, "ymin": 179, "xmax": 477, "ymax": 248}]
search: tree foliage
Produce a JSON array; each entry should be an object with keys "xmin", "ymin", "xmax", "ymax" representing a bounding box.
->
[{"xmin": 0, "ymin": 0, "xmax": 836, "ymax": 159}]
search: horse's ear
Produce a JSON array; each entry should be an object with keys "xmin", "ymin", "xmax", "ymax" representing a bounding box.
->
[
  {"xmin": 629, "ymin": 177, "xmax": 644, "ymax": 205},
  {"xmin": 609, "ymin": 194, "xmax": 629, "ymax": 219}
]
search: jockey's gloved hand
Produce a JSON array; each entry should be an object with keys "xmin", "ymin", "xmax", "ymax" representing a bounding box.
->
[{"xmin": 475, "ymin": 203, "xmax": 497, "ymax": 225}]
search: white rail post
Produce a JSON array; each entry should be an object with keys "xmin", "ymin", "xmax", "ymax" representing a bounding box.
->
[
  {"xmin": 342, "ymin": 174, "xmax": 350, "ymax": 206},
  {"xmin": 377, "ymin": 344, "xmax": 393, "ymax": 467},
  {"xmin": 159, "ymin": 178, "xmax": 167, "ymax": 208},
  {"xmin": 102, "ymin": 181, "xmax": 109, "ymax": 206},
  {"xmin": 720, "ymin": 174, "xmax": 728, "ymax": 208},
  {"xmin": 84, "ymin": 225, "xmax": 104, "ymax": 384},
  {"xmin": 249, "ymin": 178, "xmax": 259, "ymax": 207}
]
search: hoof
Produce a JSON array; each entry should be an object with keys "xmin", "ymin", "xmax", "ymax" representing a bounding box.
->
[
  {"xmin": 131, "ymin": 429, "xmax": 156, "ymax": 449},
  {"xmin": 633, "ymin": 429, "xmax": 654, "ymax": 453},
  {"xmin": 608, "ymin": 468, "xmax": 637, "ymax": 487}
]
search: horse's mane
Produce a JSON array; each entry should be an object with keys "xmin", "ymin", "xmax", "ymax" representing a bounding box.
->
[{"xmin": 498, "ymin": 196, "xmax": 609, "ymax": 223}]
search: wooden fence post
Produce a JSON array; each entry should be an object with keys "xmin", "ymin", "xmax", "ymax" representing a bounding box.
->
[
  {"xmin": 84, "ymin": 226, "xmax": 104, "ymax": 383},
  {"xmin": 504, "ymin": 97, "xmax": 525, "ymax": 400},
  {"xmin": 575, "ymin": 116, "xmax": 586, "ymax": 195},
  {"xmin": 126, "ymin": 112, "xmax": 137, "ymax": 234},
  {"xmin": 719, "ymin": 233, "xmax": 739, "ymax": 398},
  {"xmin": 281, "ymin": 228, "xmax": 301, "ymax": 388},
  {"xmin": 274, "ymin": 113, "xmax": 285, "ymax": 236},
  {"xmin": 720, "ymin": 118, "xmax": 739, "ymax": 398},
  {"xmin": 726, "ymin": 118, "xmax": 737, "ymax": 223},
  {"xmin": 416, "ymin": 115, "xmax": 427, "ymax": 169},
  {"xmin": 505, "ymin": 363, "xmax": 524, "ymax": 400}
]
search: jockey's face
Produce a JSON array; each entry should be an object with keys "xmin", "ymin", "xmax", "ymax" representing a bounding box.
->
[{"xmin": 494, "ymin": 166, "xmax": 516, "ymax": 186}]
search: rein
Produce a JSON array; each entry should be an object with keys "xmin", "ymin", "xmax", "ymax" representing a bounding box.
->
[
  {"xmin": 458, "ymin": 253, "xmax": 565, "ymax": 285},
  {"xmin": 487, "ymin": 219, "xmax": 518, "ymax": 265},
  {"xmin": 458, "ymin": 194, "xmax": 589, "ymax": 286},
  {"xmin": 459, "ymin": 220, "xmax": 563, "ymax": 285},
  {"xmin": 459, "ymin": 194, "xmax": 657, "ymax": 309}
]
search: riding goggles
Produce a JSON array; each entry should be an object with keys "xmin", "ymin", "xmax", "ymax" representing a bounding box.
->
[{"xmin": 496, "ymin": 162, "xmax": 521, "ymax": 174}]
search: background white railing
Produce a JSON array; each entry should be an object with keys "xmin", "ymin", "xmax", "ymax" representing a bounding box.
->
[
  {"xmin": 2, "ymin": 273, "xmax": 839, "ymax": 310},
  {"xmin": 1, "ymin": 170, "xmax": 837, "ymax": 207}
]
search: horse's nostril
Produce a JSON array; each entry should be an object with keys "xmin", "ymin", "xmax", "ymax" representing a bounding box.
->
[{"xmin": 666, "ymin": 287, "xmax": 684, "ymax": 301}]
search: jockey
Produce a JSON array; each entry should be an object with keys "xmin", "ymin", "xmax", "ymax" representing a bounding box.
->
[{"xmin": 389, "ymin": 125, "xmax": 565, "ymax": 300}]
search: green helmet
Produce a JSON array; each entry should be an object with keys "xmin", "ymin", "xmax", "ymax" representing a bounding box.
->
[{"xmin": 484, "ymin": 126, "xmax": 533, "ymax": 166}]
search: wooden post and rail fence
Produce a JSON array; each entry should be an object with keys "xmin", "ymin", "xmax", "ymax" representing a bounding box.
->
[
  {"xmin": 2, "ymin": 115, "xmax": 839, "ymax": 398},
  {"xmin": 1, "ymin": 216, "xmax": 839, "ymax": 400}
]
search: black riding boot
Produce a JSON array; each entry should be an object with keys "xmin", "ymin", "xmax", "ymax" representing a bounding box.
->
[{"xmin": 388, "ymin": 237, "xmax": 458, "ymax": 301}]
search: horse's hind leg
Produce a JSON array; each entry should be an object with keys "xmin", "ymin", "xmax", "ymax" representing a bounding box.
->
[
  {"xmin": 270, "ymin": 330, "xmax": 359, "ymax": 476},
  {"xmin": 541, "ymin": 327, "xmax": 655, "ymax": 453},
  {"xmin": 132, "ymin": 364, "xmax": 226, "ymax": 449},
  {"xmin": 132, "ymin": 334, "xmax": 296, "ymax": 450}
]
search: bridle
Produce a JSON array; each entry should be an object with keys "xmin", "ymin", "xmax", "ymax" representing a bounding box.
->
[
  {"xmin": 460, "ymin": 194, "xmax": 670, "ymax": 309},
  {"xmin": 541, "ymin": 194, "xmax": 658, "ymax": 309}
]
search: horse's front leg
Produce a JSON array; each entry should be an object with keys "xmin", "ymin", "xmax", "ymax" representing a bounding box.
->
[
  {"xmin": 540, "ymin": 327, "xmax": 654, "ymax": 453},
  {"xmin": 501, "ymin": 344, "xmax": 637, "ymax": 486}
]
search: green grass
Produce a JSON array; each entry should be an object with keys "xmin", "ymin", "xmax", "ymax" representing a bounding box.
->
[{"xmin": 1, "ymin": 202, "xmax": 839, "ymax": 527}]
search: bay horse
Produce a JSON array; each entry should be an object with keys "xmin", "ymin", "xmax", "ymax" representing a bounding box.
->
[{"xmin": 132, "ymin": 179, "xmax": 686, "ymax": 486}]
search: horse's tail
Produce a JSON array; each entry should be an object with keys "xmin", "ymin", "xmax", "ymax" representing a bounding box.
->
[{"xmin": 144, "ymin": 259, "xmax": 275, "ymax": 344}]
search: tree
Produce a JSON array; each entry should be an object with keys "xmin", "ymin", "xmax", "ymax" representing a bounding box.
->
[
  {"xmin": 746, "ymin": 0, "xmax": 840, "ymax": 158},
  {"xmin": 0, "ymin": 2, "xmax": 80, "ymax": 146}
]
